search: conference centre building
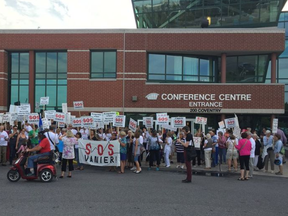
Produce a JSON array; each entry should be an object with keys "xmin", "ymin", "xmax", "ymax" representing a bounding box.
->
[{"xmin": 0, "ymin": 0, "xmax": 287, "ymax": 130}]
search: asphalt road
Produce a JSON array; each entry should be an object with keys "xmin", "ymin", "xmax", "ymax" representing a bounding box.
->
[{"xmin": 0, "ymin": 165, "xmax": 287, "ymax": 216}]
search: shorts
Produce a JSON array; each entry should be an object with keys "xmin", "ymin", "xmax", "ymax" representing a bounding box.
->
[
  {"xmin": 226, "ymin": 151, "xmax": 238, "ymax": 160},
  {"xmin": 134, "ymin": 154, "xmax": 139, "ymax": 162},
  {"xmin": 120, "ymin": 153, "xmax": 127, "ymax": 161},
  {"xmin": 277, "ymin": 155, "xmax": 283, "ymax": 165}
]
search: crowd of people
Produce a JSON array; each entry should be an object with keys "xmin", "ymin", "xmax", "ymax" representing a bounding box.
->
[{"xmin": 0, "ymin": 121, "xmax": 286, "ymax": 182}]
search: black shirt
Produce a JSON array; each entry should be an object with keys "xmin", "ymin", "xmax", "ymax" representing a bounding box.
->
[{"xmin": 185, "ymin": 133, "xmax": 193, "ymax": 149}]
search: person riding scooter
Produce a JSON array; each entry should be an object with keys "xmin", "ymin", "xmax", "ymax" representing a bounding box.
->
[{"xmin": 26, "ymin": 131, "xmax": 51, "ymax": 176}]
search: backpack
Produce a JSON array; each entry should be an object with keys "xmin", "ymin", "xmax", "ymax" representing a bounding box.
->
[{"xmin": 280, "ymin": 146, "xmax": 285, "ymax": 155}]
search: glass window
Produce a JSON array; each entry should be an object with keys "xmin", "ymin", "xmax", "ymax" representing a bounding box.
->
[
  {"xmin": 279, "ymin": 58, "xmax": 288, "ymax": 78},
  {"xmin": 91, "ymin": 52, "xmax": 103, "ymax": 73},
  {"xmin": 35, "ymin": 53, "xmax": 46, "ymax": 73},
  {"xmin": 280, "ymin": 41, "xmax": 288, "ymax": 58},
  {"xmin": 35, "ymin": 86, "xmax": 45, "ymax": 104},
  {"xmin": 149, "ymin": 54, "xmax": 165, "ymax": 74},
  {"xmin": 11, "ymin": 86, "xmax": 18, "ymax": 104},
  {"xmin": 57, "ymin": 86, "xmax": 67, "ymax": 105},
  {"xmin": 166, "ymin": 55, "xmax": 182, "ymax": 75},
  {"xmin": 19, "ymin": 53, "xmax": 29, "ymax": 73},
  {"xmin": 200, "ymin": 59, "xmax": 210, "ymax": 76},
  {"xmin": 47, "ymin": 52, "xmax": 57, "ymax": 72},
  {"xmin": 104, "ymin": 52, "xmax": 116, "ymax": 72},
  {"xmin": 183, "ymin": 57, "xmax": 198, "ymax": 75},
  {"xmin": 11, "ymin": 53, "xmax": 19, "ymax": 73},
  {"xmin": 91, "ymin": 51, "xmax": 116, "ymax": 78},
  {"xmin": 19, "ymin": 86, "xmax": 29, "ymax": 103},
  {"xmin": 58, "ymin": 52, "xmax": 67, "ymax": 72},
  {"xmin": 46, "ymin": 86, "xmax": 56, "ymax": 107}
]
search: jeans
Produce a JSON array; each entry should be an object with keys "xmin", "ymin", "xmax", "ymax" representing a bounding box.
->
[
  {"xmin": 27, "ymin": 152, "xmax": 50, "ymax": 168},
  {"xmin": 74, "ymin": 148, "xmax": 82, "ymax": 167},
  {"xmin": 9, "ymin": 144, "xmax": 16, "ymax": 165},
  {"xmin": 212, "ymin": 147, "xmax": 219, "ymax": 167},
  {"xmin": 149, "ymin": 150, "xmax": 160, "ymax": 167},
  {"xmin": 218, "ymin": 148, "xmax": 227, "ymax": 164}
]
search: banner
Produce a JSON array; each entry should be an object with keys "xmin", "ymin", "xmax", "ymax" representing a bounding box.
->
[
  {"xmin": 78, "ymin": 139, "xmax": 120, "ymax": 166},
  {"xmin": 91, "ymin": 113, "xmax": 103, "ymax": 122},
  {"xmin": 72, "ymin": 118, "xmax": 82, "ymax": 127},
  {"xmin": 17, "ymin": 104, "xmax": 31, "ymax": 116},
  {"xmin": 54, "ymin": 112, "xmax": 66, "ymax": 122},
  {"xmin": 40, "ymin": 97, "xmax": 49, "ymax": 105},
  {"xmin": 171, "ymin": 117, "xmax": 186, "ymax": 128},
  {"xmin": 62, "ymin": 103, "xmax": 68, "ymax": 113},
  {"xmin": 272, "ymin": 118, "xmax": 278, "ymax": 134},
  {"xmin": 103, "ymin": 112, "xmax": 116, "ymax": 125},
  {"xmin": 195, "ymin": 116, "xmax": 207, "ymax": 125},
  {"xmin": 224, "ymin": 118, "xmax": 237, "ymax": 128},
  {"xmin": 44, "ymin": 110, "xmax": 56, "ymax": 120},
  {"xmin": 113, "ymin": 115, "xmax": 126, "ymax": 127},
  {"xmin": 73, "ymin": 101, "xmax": 84, "ymax": 110},
  {"xmin": 28, "ymin": 113, "xmax": 39, "ymax": 124},
  {"xmin": 129, "ymin": 118, "xmax": 137, "ymax": 132},
  {"xmin": 143, "ymin": 117, "xmax": 153, "ymax": 128},
  {"xmin": 81, "ymin": 116, "xmax": 94, "ymax": 127},
  {"xmin": 156, "ymin": 113, "xmax": 169, "ymax": 125}
]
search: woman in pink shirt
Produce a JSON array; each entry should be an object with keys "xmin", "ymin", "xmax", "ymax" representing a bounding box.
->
[{"xmin": 234, "ymin": 132, "xmax": 252, "ymax": 181}]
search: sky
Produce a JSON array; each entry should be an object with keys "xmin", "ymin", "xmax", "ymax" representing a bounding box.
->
[{"xmin": 0, "ymin": 0, "xmax": 287, "ymax": 29}]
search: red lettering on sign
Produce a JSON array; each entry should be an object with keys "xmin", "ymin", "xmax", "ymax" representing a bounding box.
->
[
  {"xmin": 98, "ymin": 144, "xmax": 103, "ymax": 156},
  {"xmin": 85, "ymin": 143, "xmax": 91, "ymax": 155},
  {"xmin": 108, "ymin": 144, "xmax": 114, "ymax": 156}
]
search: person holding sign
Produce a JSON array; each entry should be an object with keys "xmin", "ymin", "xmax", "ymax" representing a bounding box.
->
[
  {"xmin": 147, "ymin": 129, "xmax": 162, "ymax": 171},
  {"xmin": 118, "ymin": 131, "xmax": 127, "ymax": 174},
  {"xmin": 175, "ymin": 132, "xmax": 185, "ymax": 169}
]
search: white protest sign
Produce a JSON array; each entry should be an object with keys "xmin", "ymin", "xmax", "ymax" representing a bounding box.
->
[
  {"xmin": 156, "ymin": 113, "xmax": 169, "ymax": 125},
  {"xmin": 35, "ymin": 102, "xmax": 40, "ymax": 110},
  {"xmin": 62, "ymin": 103, "xmax": 68, "ymax": 113},
  {"xmin": 17, "ymin": 104, "xmax": 31, "ymax": 116},
  {"xmin": 40, "ymin": 97, "xmax": 49, "ymax": 105},
  {"xmin": 224, "ymin": 118, "xmax": 237, "ymax": 129},
  {"xmin": 233, "ymin": 126, "xmax": 241, "ymax": 139},
  {"xmin": 2, "ymin": 114, "xmax": 11, "ymax": 122},
  {"xmin": 95, "ymin": 121, "xmax": 104, "ymax": 129},
  {"xmin": 11, "ymin": 113, "xmax": 18, "ymax": 121},
  {"xmin": 161, "ymin": 124, "xmax": 177, "ymax": 132},
  {"xmin": 218, "ymin": 121, "xmax": 225, "ymax": 129},
  {"xmin": 272, "ymin": 118, "xmax": 278, "ymax": 134},
  {"xmin": 171, "ymin": 117, "xmax": 186, "ymax": 128},
  {"xmin": 65, "ymin": 112, "xmax": 71, "ymax": 124},
  {"xmin": 78, "ymin": 139, "xmax": 120, "ymax": 167},
  {"xmin": 28, "ymin": 113, "xmax": 39, "ymax": 124},
  {"xmin": 54, "ymin": 112, "xmax": 66, "ymax": 122},
  {"xmin": 91, "ymin": 113, "xmax": 103, "ymax": 122},
  {"xmin": 103, "ymin": 112, "xmax": 116, "ymax": 124},
  {"xmin": 44, "ymin": 110, "xmax": 56, "ymax": 120},
  {"xmin": 42, "ymin": 118, "xmax": 50, "ymax": 130},
  {"xmin": 0, "ymin": 113, "xmax": 3, "ymax": 123},
  {"xmin": 72, "ymin": 118, "xmax": 82, "ymax": 127},
  {"xmin": 195, "ymin": 116, "xmax": 207, "ymax": 125},
  {"xmin": 58, "ymin": 122, "xmax": 66, "ymax": 128},
  {"xmin": 193, "ymin": 137, "xmax": 202, "ymax": 148},
  {"xmin": 9, "ymin": 105, "xmax": 17, "ymax": 113},
  {"xmin": 143, "ymin": 117, "xmax": 153, "ymax": 128},
  {"xmin": 81, "ymin": 116, "xmax": 94, "ymax": 127},
  {"xmin": 17, "ymin": 115, "xmax": 24, "ymax": 122},
  {"xmin": 129, "ymin": 118, "xmax": 137, "ymax": 132},
  {"xmin": 73, "ymin": 101, "xmax": 84, "ymax": 110},
  {"xmin": 113, "ymin": 115, "xmax": 126, "ymax": 128}
]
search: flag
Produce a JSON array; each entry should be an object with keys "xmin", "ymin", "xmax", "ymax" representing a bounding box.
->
[{"xmin": 39, "ymin": 113, "xmax": 43, "ymax": 131}]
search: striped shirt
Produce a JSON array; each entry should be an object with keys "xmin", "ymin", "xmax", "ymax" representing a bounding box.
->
[{"xmin": 175, "ymin": 138, "xmax": 185, "ymax": 153}]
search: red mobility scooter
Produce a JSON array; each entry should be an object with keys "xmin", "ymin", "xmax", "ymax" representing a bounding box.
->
[{"xmin": 7, "ymin": 151, "xmax": 57, "ymax": 182}]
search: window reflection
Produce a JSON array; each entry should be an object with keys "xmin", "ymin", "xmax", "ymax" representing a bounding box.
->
[{"xmin": 91, "ymin": 51, "xmax": 116, "ymax": 78}]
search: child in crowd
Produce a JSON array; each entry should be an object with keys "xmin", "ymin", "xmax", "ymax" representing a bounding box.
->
[{"xmin": 16, "ymin": 141, "xmax": 27, "ymax": 158}]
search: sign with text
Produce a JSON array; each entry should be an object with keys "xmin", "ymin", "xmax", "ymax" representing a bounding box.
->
[
  {"xmin": 40, "ymin": 97, "xmax": 49, "ymax": 105},
  {"xmin": 272, "ymin": 118, "xmax": 278, "ymax": 134},
  {"xmin": 195, "ymin": 116, "xmax": 207, "ymax": 125},
  {"xmin": 17, "ymin": 104, "xmax": 31, "ymax": 116},
  {"xmin": 224, "ymin": 118, "xmax": 237, "ymax": 128},
  {"xmin": 193, "ymin": 137, "xmax": 202, "ymax": 149},
  {"xmin": 81, "ymin": 116, "xmax": 94, "ymax": 127},
  {"xmin": 44, "ymin": 110, "xmax": 56, "ymax": 120},
  {"xmin": 113, "ymin": 115, "xmax": 126, "ymax": 128},
  {"xmin": 233, "ymin": 126, "xmax": 241, "ymax": 139},
  {"xmin": 91, "ymin": 113, "xmax": 103, "ymax": 122},
  {"xmin": 78, "ymin": 139, "xmax": 120, "ymax": 167},
  {"xmin": 171, "ymin": 117, "xmax": 186, "ymax": 128},
  {"xmin": 0, "ymin": 113, "xmax": 3, "ymax": 123},
  {"xmin": 28, "ymin": 113, "xmax": 39, "ymax": 124},
  {"xmin": 72, "ymin": 118, "xmax": 82, "ymax": 127},
  {"xmin": 218, "ymin": 121, "xmax": 225, "ymax": 129},
  {"xmin": 95, "ymin": 121, "xmax": 104, "ymax": 129},
  {"xmin": 9, "ymin": 105, "xmax": 17, "ymax": 113},
  {"xmin": 62, "ymin": 103, "xmax": 68, "ymax": 113},
  {"xmin": 103, "ymin": 112, "xmax": 116, "ymax": 124},
  {"xmin": 73, "ymin": 101, "xmax": 84, "ymax": 110},
  {"xmin": 58, "ymin": 122, "xmax": 66, "ymax": 128},
  {"xmin": 54, "ymin": 112, "xmax": 66, "ymax": 122},
  {"xmin": 143, "ymin": 117, "xmax": 153, "ymax": 128},
  {"xmin": 42, "ymin": 118, "xmax": 50, "ymax": 130},
  {"xmin": 156, "ymin": 113, "xmax": 169, "ymax": 125},
  {"xmin": 129, "ymin": 118, "xmax": 137, "ymax": 132},
  {"xmin": 3, "ymin": 114, "xmax": 11, "ymax": 122}
]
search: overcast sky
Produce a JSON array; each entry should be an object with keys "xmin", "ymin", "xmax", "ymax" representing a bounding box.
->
[{"xmin": 0, "ymin": 0, "xmax": 287, "ymax": 29}]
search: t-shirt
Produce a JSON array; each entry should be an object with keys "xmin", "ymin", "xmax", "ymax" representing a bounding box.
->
[
  {"xmin": 39, "ymin": 138, "xmax": 51, "ymax": 154},
  {"xmin": 44, "ymin": 131, "xmax": 59, "ymax": 151},
  {"xmin": 175, "ymin": 138, "xmax": 185, "ymax": 153},
  {"xmin": 0, "ymin": 131, "xmax": 8, "ymax": 146},
  {"xmin": 80, "ymin": 129, "xmax": 89, "ymax": 140},
  {"xmin": 120, "ymin": 137, "xmax": 127, "ymax": 154},
  {"xmin": 185, "ymin": 133, "xmax": 193, "ymax": 148},
  {"xmin": 29, "ymin": 129, "xmax": 39, "ymax": 145},
  {"xmin": 24, "ymin": 125, "xmax": 32, "ymax": 137},
  {"xmin": 70, "ymin": 129, "xmax": 77, "ymax": 136}
]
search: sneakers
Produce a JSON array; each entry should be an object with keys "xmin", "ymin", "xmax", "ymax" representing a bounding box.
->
[
  {"xmin": 135, "ymin": 169, "xmax": 141, "ymax": 174},
  {"xmin": 275, "ymin": 172, "xmax": 283, "ymax": 175},
  {"xmin": 165, "ymin": 165, "xmax": 170, "ymax": 168},
  {"xmin": 180, "ymin": 165, "xmax": 184, "ymax": 169},
  {"xmin": 130, "ymin": 167, "xmax": 136, "ymax": 171},
  {"xmin": 176, "ymin": 165, "xmax": 180, "ymax": 168}
]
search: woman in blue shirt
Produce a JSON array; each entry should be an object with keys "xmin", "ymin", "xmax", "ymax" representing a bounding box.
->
[
  {"xmin": 273, "ymin": 133, "xmax": 283, "ymax": 175},
  {"xmin": 119, "ymin": 131, "xmax": 127, "ymax": 174},
  {"xmin": 147, "ymin": 130, "xmax": 162, "ymax": 171}
]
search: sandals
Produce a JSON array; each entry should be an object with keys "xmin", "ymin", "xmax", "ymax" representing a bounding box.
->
[
  {"xmin": 118, "ymin": 171, "xmax": 124, "ymax": 174},
  {"xmin": 237, "ymin": 177, "xmax": 244, "ymax": 181},
  {"xmin": 244, "ymin": 177, "xmax": 249, "ymax": 180},
  {"xmin": 59, "ymin": 176, "xmax": 64, "ymax": 178}
]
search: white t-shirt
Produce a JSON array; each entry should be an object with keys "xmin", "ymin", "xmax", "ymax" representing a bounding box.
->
[
  {"xmin": 44, "ymin": 131, "xmax": 59, "ymax": 151},
  {"xmin": 249, "ymin": 137, "xmax": 256, "ymax": 158},
  {"xmin": 98, "ymin": 133, "xmax": 106, "ymax": 140},
  {"xmin": 139, "ymin": 135, "xmax": 143, "ymax": 145},
  {"xmin": 71, "ymin": 129, "xmax": 77, "ymax": 136},
  {"xmin": 25, "ymin": 125, "xmax": 32, "ymax": 136},
  {"xmin": 105, "ymin": 133, "xmax": 112, "ymax": 141},
  {"xmin": 80, "ymin": 129, "xmax": 89, "ymax": 140},
  {"xmin": 0, "ymin": 131, "xmax": 9, "ymax": 146}
]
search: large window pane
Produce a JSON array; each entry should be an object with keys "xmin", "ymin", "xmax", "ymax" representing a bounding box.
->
[
  {"xmin": 35, "ymin": 53, "xmax": 46, "ymax": 72},
  {"xmin": 166, "ymin": 75, "xmax": 182, "ymax": 81},
  {"xmin": 183, "ymin": 57, "xmax": 198, "ymax": 75},
  {"xmin": 58, "ymin": 52, "xmax": 67, "ymax": 72},
  {"xmin": 148, "ymin": 75, "xmax": 165, "ymax": 80},
  {"xmin": 57, "ymin": 86, "xmax": 67, "ymax": 105},
  {"xmin": 19, "ymin": 86, "xmax": 29, "ymax": 103},
  {"xmin": 280, "ymin": 41, "xmax": 288, "ymax": 58},
  {"xmin": 166, "ymin": 55, "xmax": 182, "ymax": 75},
  {"xmin": 104, "ymin": 52, "xmax": 116, "ymax": 73},
  {"xmin": 19, "ymin": 53, "xmax": 29, "ymax": 73},
  {"xmin": 279, "ymin": 58, "xmax": 288, "ymax": 78},
  {"xmin": 46, "ymin": 86, "xmax": 56, "ymax": 107},
  {"xmin": 200, "ymin": 59, "xmax": 210, "ymax": 76},
  {"xmin": 91, "ymin": 52, "xmax": 103, "ymax": 73},
  {"xmin": 149, "ymin": 54, "xmax": 165, "ymax": 74},
  {"xmin": 35, "ymin": 86, "xmax": 45, "ymax": 104},
  {"xmin": 11, "ymin": 86, "xmax": 18, "ymax": 103},
  {"xmin": 11, "ymin": 53, "xmax": 19, "ymax": 72},
  {"xmin": 47, "ymin": 52, "xmax": 57, "ymax": 72}
]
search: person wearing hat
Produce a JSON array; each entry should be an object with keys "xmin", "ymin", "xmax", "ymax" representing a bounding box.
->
[{"xmin": 262, "ymin": 130, "xmax": 275, "ymax": 173}]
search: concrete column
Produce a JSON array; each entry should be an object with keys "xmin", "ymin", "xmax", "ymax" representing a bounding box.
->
[
  {"xmin": 29, "ymin": 51, "xmax": 35, "ymax": 112},
  {"xmin": 221, "ymin": 53, "xmax": 226, "ymax": 83},
  {"xmin": 271, "ymin": 53, "xmax": 277, "ymax": 83}
]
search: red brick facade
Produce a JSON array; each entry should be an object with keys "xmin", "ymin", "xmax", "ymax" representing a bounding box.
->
[{"xmin": 0, "ymin": 29, "xmax": 285, "ymax": 115}]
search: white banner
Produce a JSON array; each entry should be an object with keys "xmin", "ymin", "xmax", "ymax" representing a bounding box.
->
[
  {"xmin": 156, "ymin": 113, "xmax": 169, "ymax": 125},
  {"xmin": 28, "ymin": 113, "xmax": 39, "ymax": 124},
  {"xmin": 40, "ymin": 97, "xmax": 49, "ymax": 105},
  {"xmin": 73, "ymin": 101, "xmax": 84, "ymax": 109},
  {"xmin": 195, "ymin": 116, "xmax": 207, "ymax": 125},
  {"xmin": 78, "ymin": 139, "xmax": 120, "ymax": 167},
  {"xmin": 129, "ymin": 118, "xmax": 137, "ymax": 132},
  {"xmin": 17, "ymin": 104, "xmax": 31, "ymax": 116},
  {"xmin": 72, "ymin": 118, "xmax": 82, "ymax": 127},
  {"xmin": 44, "ymin": 110, "xmax": 56, "ymax": 120},
  {"xmin": 272, "ymin": 118, "xmax": 278, "ymax": 134},
  {"xmin": 11, "ymin": 113, "xmax": 18, "ymax": 121},
  {"xmin": 171, "ymin": 117, "xmax": 186, "ymax": 128},
  {"xmin": 103, "ymin": 112, "xmax": 116, "ymax": 124},
  {"xmin": 143, "ymin": 117, "xmax": 153, "ymax": 128},
  {"xmin": 81, "ymin": 116, "xmax": 94, "ymax": 127},
  {"xmin": 91, "ymin": 113, "xmax": 103, "ymax": 122},
  {"xmin": 224, "ymin": 118, "xmax": 237, "ymax": 128},
  {"xmin": 62, "ymin": 103, "xmax": 68, "ymax": 113},
  {"xmin": 113, "ymin": 115, "xmax": 126, "ymax": 127},
  {"xmin": 54, "ymin": 112, "xmax": 66, "ymax": 122},
  {"xmin": 161, "ymin": 124, "xmax": 177, "ymax": 132}
]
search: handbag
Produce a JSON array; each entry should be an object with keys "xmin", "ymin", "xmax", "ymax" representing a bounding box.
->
[{"xmin": 186, "ymin": 139, "xmax": 197, "ymax": 161}]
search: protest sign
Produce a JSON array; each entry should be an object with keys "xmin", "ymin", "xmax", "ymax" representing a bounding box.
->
[
  {"xmin": 62, "ymin": 103, "xmax": 68, "ymax": 113},
  {"xmin": 54, "ymin": 112, "xmax": 66, "ymax": 122},
  {"xmin": 113, "ymin": 115, "xmax": 126, "ymax": 127},
  {"xmin": 171, "ymin": 117, "xmax": 186, "ymax": 128},
  {"xmin": 72, "ymin": 118, "xmax": 82, "ymax": 127},
  {"xmin": 9, "ymin": 105, "xmax": 17, "ymax": 113},
  {"xmin": 2, "ymin": 114, "xmax": 11, "ymax": 122},
  {"xmin": 35, "ymin": 102, "xmax": 40, "ymax": 110},
  {"xmin": 272, "ymin": 118, "xmax": 278, "ymax": 134},
  {"xmin": 81, "ymin": 116, "xmax": 94, "ymax": 127},
  {"xmin": 73, "ymin": 101, "xmax": 84, "ymax": 109},
  {"xmin": 103, "ymin": 112, "xmax": 116, "ymax": 124},
  {"xmin": 129, "ymin": 118, "xmax": 137, "ymax": 132},
  {"xmin": 218, "ymin": 121, "xmax": 225, "ymax": 129},
  {"xmin": 42, "ymin": 118, "xmax": 50, "ymax": 130},
  {"xmin": 143, "ymin": 117, "xmax": 153, "ymax": 128},
  {"xmin": 0, "ymin": 113, "xmax": 3, "ymax": 123},
  {"xmin": 195, "ymin": 116, "xmax": 207, "ymax": 125},
  {"xmin": 233, "ymin": 126, "xmax": 241, "ymax": 139},
  {"xmin": 65, "ymin": 112, "xmax": 71, "ymax": 124},
  {"xmin": 161, "ymin": 124, "xmax": 177, "ymax": 132},
  {"xmin": 58, "ymin": 122, "xmax": 66, "ymax": 128},
  {"xmin": 78, "ymin": 139, "xmax": 120, "ymax": 167},
  {"xmin": 28, "ymin": 113, "xmax": 39, "ymax": 124},
  {"xmin": 17, "ymin": 104, "xmax": 31, "ymax": 116},
  {"xmin": 193, "ymin": 137, "xmax": 202, "ymax": 148},
  {"xmin": 156, "ymin": 113, "xmax": 169, "ymax": 125},
  {"xmin": 44, "ymin": 110, "xmax": 56, "ymax": 120},
  {"xmin": 40, "ymin": 97, "xmax": 49, "ymax": 105},
  {"xmin": 91, "ymin": 113, "xmax": 103, "ymax": 122},
  {"xmin": 11, "ymin": 113, "xmax": 18, "ymax": 121},
  {"xmin": 95, "ymin": 121, "xmax": 104, "ymax": 129},
  {"xmin": 224, "ymin": 118, "xmax": 237, "ymax": 128}
]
